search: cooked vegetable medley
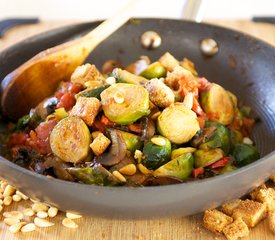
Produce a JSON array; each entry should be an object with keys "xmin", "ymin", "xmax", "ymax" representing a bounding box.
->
[{"xmin": 4, "ymin": 53, "xmax": 260, "ymax": 186}]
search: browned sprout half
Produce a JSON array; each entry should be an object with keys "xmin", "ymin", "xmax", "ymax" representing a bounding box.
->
[
  {"xmin": 50, "ymin": 116, "xmax": 90, "ymax": 163},
  {"xmin": 200, "ymin": 83, "xmax": 234, "ymax": 125}
]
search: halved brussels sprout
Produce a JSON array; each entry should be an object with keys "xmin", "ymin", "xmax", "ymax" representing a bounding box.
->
[
  {"xmin": 67, "ymin": 165, "xmax": 119, "ymax": 186},
  {"xmin": 232, "ymin": 143, "xmax": 260, "ymax": 167},
  {"xmin": 142, "ymin": 136, "xmax": 171, "ymax": 170},
  {"xmin": 154, "ymin": 153, "xmax": 194, "ymax": 180},
  {"xmin": 200, "ymin": 121, "xmax": 231, "ymax": 154},
  {"xmin": 112, "ymin": 68, "xmax": 148, "ymax": 86},
  {"xmin": 194, "ymin": 148, "xmax": 224, "ymax": 168},
  {"xmin": 171, "ymin": 147, "xmax": 196, "ymax": 159},
  {"xmin": 50, "ymin": 116, "xmax": 90, "ymax": 163},
  {"xmin": 230, "ymin": 129, "xmax": 243, "ymax": 144},
  {"xmin": 200, "ymin": 83, "xmax": 234, "ymax": 125},
  {"xmin": 219, "ymin": 164, "xmax": 237, "ymax": 174},
  {"xmin": 116, "ymin": 130, "xmax": 142, "ymax": 152},
  {"xmin": 157, "ymin": 103, "xmax": 200, "ymax": 144},
  {"xmin": 100, "ymin": 83, "xmax": 150, "ymax": 125},
  {"xmin": 139, "ymin": 62, "xmax": 166, "ymax": 79}
]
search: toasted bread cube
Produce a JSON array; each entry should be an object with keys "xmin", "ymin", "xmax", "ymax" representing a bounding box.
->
[
  {"xmin": 232, "ymin": 199, "xmax": 266, "ymax": 227},
  {"xmin": 159, "ymin": 52, "xmax": 179, "ymax": 72},
  {"xmin": 251, "ymin": 188, "xmax": 275, "ymax": 211},
  {"xmin": 71, "ymin": 64, "xmax": 102, "ymax": 85},
  {"xmin": 70, "ymin": 97, "xmax": 101, "ymax": 126},
  {"xmin": 268, "ymin": 211, "xmax": 275, "ymax": 234},
  {"xmin": 203, "ymin": 209, "xmax": 233, "ymax": 233},
  {"xmin": 250, "ymin": 184, "xmax": 267, "ymax": 200},
  {"xmin": 221, "ymin": 199, "xmax": 242, "ymax": 216},
  {"xmin": 222, "ymin": 218, "xmax": 249, "ymax": 240},
  {"xmin": 90, "ymin": 133, "xmax": 111, "ymax": 156}
]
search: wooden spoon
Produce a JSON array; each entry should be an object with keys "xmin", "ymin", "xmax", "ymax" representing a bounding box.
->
[{"xmin": 1, "ymin": 0, "xmax": 138, "ymax": 120}]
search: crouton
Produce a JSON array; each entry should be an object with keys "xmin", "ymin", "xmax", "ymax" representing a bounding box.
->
[
  {"xmin": 232, "ymin": 199, "xmax": 266, "ymax": 227},
  {"xmin": 159, "ymin": 52, "xmax": 179, "ymax": 72},
  {"xmin": 250, "ymin": 183, "xmax": 267, "ymax": 200},
  {"xmin": 70, "ymin": 97, "xmax": 101, "ymax": 126},
  {"xmin": 203, "ymin": 209, "xmax": 233, "ymax": 233},
  {"xmin": 221, "ymin": 199, "xmax": 242, "ymax": 216},
  {"xmin": 222, "ymin": 218, "xmax": 249, "ymax": 240},
  {"xmin": 251, "ymin": 188, "xmax": 275, "ymax": 211},
  {"xmin": 71, "ymin": 64, "xmax": 102, "ymax": 85},
  {"xmin": 268, "ymin": 211, "xmax": 275, "ymax": 234},
  {"xmin": 90, "ymin": 133, "xmax": 111, "ymax": 156},
  {"xmin": 145, "ymin": 78, "xmax": 175, "ymax": 108}
]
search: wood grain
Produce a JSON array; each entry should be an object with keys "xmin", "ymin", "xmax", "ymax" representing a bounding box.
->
[{"xmin": 0, "ymin": 20, "xmax": 275, "ymax": 240}]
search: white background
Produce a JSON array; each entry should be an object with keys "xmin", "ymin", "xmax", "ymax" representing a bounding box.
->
[{"xmin": 0, "ymin": 0, "xmax": 274, "ymax": 21}]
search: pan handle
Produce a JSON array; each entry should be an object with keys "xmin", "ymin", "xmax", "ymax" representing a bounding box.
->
[{"xmin": 181, "ymin": 0, "xmax": 205, "ymax": 22}]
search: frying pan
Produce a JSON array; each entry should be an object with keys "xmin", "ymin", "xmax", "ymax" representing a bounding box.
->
[{"xmin": 0, "ymin": 19, "xmax": 275, "ymax": 218}]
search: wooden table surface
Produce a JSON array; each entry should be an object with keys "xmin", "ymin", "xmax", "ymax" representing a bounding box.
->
[{"xmin": 0, "ymin": 20, "xmax": 275, "ymax": 240}]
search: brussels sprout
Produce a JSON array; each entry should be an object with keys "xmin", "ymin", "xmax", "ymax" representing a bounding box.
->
[
  {"xmin": 50, "ymin": 116, "xmax": 90, "ymax": 163},
  {"xmin": 139, "ymin": 62, "xmax": 166, "ymax": 79},
  {"xmin": 171, "ymin": 147, "xmax": 196, "ymax": 159},
  {"xmin": 200, "ymin": 83, "xmax": 234, "ymax": 125},
  {"xmin": 219, "ymin": 164, "xmax": 237, "ymax": 174},
  {"xmin": 100, "ymin": 83, "xmax": 150, "ymax": 125},
  {"xmin": 157, "ymin": 103, "xmax": 200, "ymax": 144},
  {"xmin": 75, "ymin": 85, "xmax": 109, "ymax": 100},
  {"xmin": 230, "ymin": 129, "xmax": 243, "ymax": 144},
  {"xmin": 194, "ymin": 148, "xmax": 224, "ymax": 168},
  {"xmin": 154, "ymin": 153, "xmax": 194, "ymax": 180},
  {"xmin": 200, "ymin": 122, "xmax": 231, "ymax": 154},
  {"xmin": 67, "ymin": 165, "xmax": 119, "ymax": 186},
  {"xmin": 116, "ymin": 130, "xmax": 142, "ymax": 152},
  {"xmin": 231, "ymin": 143, "xmax": 260, "ymax": 167},
  {"xmin": 15, "ymin": 111, "xmax": 42, "ymax": 131},
  {"xmin": 112, "ymin": 68, "xmax": 148, "ymax": 86},
  {"xmin": 142, "ymin": 136, "xmax": 171, "ymax": 170}
]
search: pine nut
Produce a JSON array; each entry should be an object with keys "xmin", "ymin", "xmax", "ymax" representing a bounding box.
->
[
  {"xmin": 3, "ymin": 211, "xmax": 24, "ymax": 220},
  {"xmin": 66, "ymin": 212, "xmax": 82, "ymax": 219},
  {"xmin": 3, "ymin": 185, "xmax": 16, "ymax": 197},
  {"xmin": 0, "ymin": 182, "xmax": 8, "ymax": 192},
  {"xmin": 32, "ymin": 203, "xmax": 49, "ymax": 212},
  {"xmin": 62, "ymin": 218, "xmax": 78, "ymax": 229},
  {"xmin": 3, "ymin": 196, "xmax": 12, "ymax": 206},
  {"xmin": 151, "ymin": 137, "xmax": 166, "ymax": 146},
  {"xmin": 9, "ymin": 222, "xmax": 26, "ymax": 233},
  {"xmin": 16, "ymin": 191, "xmax": 29, "ymax": 200},
  {"xmin": 243, "ymin": 137, "xmax": 253, "ymax": 145},
  {"xmin": 12, "ymin": 194, "xmax": 22, "ymax": 202},
  {"xmin": 119, "ymin": 164, "xmax": 137, "ymax": 176},
  {"xmin": 34, "ymin": 217, "xmax": 54, "ymax": 228},
  {"xmin": 134, "ymin": 150, "xmax": 143, "ymax": 163},
  {"xmin": 48, "ymin": 207, "xmax": 58, "ymax": 218},
  {"xmin": 23, "ymin": 208, "xmax": 35, "ymax": 217},
  {"xmin": 137, "ymin": 163, "xmax": 153, "ymax": 174},
  {"xmin": 0, "ymin": 205, "xmax": 3, "ymax": 213},
  {"xmin": 183, "ymin": 92, "xmax": 193, "ymax": 109},
  {"xmin": 0, "ymin": 192, "xmax": 3, "ymax": 199},
  {"xmin": 21, "ymin": 223, "xmax": 36, "ymax": 233},
  {"xmin": 4, "ymin": 218, "xmax": 20, "ymax": 226},
  {"xmin": 105, "ymin": 76, "xmax": 116, "ymax": 85},
  {"xmin": 0, "ymin": 199, "xmax": 3, "ymax": 205},
  {"xmin": 112, "ymin": 170, "xmax": 126, "ymax": 183},
  {"xmin": 114, "ymin": 92, "xmax": 124, "ymax": 104},
  {"xmin": 37, "ymin": 211, "xmax": 48, "ymax": 219},
  {"xmin": 84, "ymin": 80, "xmax": 102, "ymax": 88}
]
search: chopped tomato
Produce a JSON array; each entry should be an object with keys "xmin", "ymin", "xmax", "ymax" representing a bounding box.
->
[
  {"xmin": 206, "ymin": 112, "xmax": 219, "ymax": 120},
  {"xmin": 68, "ymin": 83, "xmax": 82, "ymax": 94},
  {"xmin": 56, "ymin": 93, "xmax": 75, "ymax": 111},
  {"xmin": 192, "ymin": 167, "xmax": 204, "ymax": 178},
  {"xmin": 27, "ymin": 120, "xmax": 57, "ymax": 155},
  {"xmin": 101, "ymin": 115, "xmax": 114, "ymax": 126},
  {"xmin": 197, "ymin": 116, "xmax": 206, "ymax": 128},
  {"xmin": 7, "ymin": 132, "xmax": 28, "ymax": 148},
  {"xmin": 179, "ymin": 75, "xmax": 199, "ymax": 97},
  {"xmin": 208, "ymin": 157, "xmax": 230, "ymax": 169},
  {"xmin": 192, "ymin": 97, "xmax": 206, "ymax": 116},
  {"xmin": 241, "ymin": 117, "xmax": 255, "ymax": 137}
]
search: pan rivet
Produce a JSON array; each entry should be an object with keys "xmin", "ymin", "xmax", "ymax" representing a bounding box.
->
[
  {"xmin": 141, "ymin": 31, "xmax": 162, "ymax": 49},
  {"xmin": 200, "ymin": 38, "xmax": 219, "ymax": 56}
]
